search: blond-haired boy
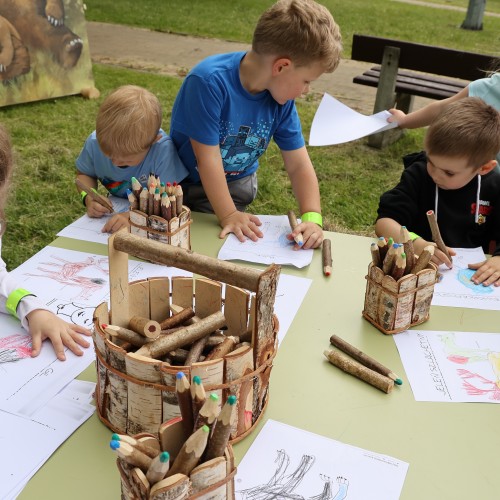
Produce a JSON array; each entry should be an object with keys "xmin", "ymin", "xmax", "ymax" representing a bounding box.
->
[
  {"xmin": 170, "ymin": 0, "xmax": 342, "ymax": 248},
  {"xmin": 76, "ymin": 85, "xmax": 188, "ymax": 233},
  {"xmin": 376, "ymin": 97, "xmax": 500, "ymax": 286}
]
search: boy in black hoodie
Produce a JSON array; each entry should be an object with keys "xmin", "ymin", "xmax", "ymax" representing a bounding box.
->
[{"xmin": 376, "ymin": 97, "xmax": 500, "ymax": 287}]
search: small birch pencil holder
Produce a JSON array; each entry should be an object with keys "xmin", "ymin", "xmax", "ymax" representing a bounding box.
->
[
  {"xmin": 129, "ymin": 206, "xmax": 192, "ymax": 250},
  {"xmin": 116, "ymin": 419, "xmax": 236, "ymax": 499},
  {"xmin": 93, "ymin": 230, "xmax": 280, "ymax": 443},
  {"xmin": 362, "ymin": 260, "xmax": 438, "ymax": 334}
]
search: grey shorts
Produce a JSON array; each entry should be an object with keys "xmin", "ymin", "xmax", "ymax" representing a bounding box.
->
[{"xmin": 183, "ymin": 173, "xmax": 258, "ymax": 213}]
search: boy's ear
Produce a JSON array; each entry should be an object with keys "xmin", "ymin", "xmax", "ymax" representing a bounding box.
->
[
  {"xmin": 478, "ymin": 159, "xmax": 497, "ymax": 175},
  {"xmin": 272, "ymin": 58, "xmax": 292, "ymax": 76}
]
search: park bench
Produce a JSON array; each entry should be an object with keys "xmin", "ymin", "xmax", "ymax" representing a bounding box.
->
[{"xmin": 351, "ymin": 33, "xmax": 499, "ymax": 148}]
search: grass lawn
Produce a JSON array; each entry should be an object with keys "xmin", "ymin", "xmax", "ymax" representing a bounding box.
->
[{"xmin": 4, "ymin": 0, "xmax": 497, "ymax": 267}]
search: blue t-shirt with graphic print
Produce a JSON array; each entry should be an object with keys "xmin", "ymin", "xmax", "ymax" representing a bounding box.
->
[
  {"xmin": 169, "ymin": 51, "xmax": 305, "ymax": 184},
  {"xmin": 76, "ymin": 129, "xmax": 188, "ymax": 198}
]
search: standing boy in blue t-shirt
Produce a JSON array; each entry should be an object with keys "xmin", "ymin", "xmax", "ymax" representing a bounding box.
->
[
  {"xmin": 76, "ymin": 85, "xmax": 188, "ymax": 233},
  {"xmin": 170, "ymin": 0, "xmax": 342, "ymax": 248}
]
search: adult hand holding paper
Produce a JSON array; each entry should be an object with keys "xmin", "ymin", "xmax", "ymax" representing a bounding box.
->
[{"xmin": 309, "ymin": 93, "xmax": 397, "ymax": 146}]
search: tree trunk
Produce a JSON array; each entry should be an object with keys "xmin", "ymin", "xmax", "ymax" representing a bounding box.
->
[{"xmin": 461, "ymin": 0, "xmax": 486, "ymax": 30}]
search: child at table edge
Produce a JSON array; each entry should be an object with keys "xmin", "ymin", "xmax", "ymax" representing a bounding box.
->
[
  {"xmin": 76, "ymin": 85, "xmax": 188, "ymax": 234},
  {"xmin": 169, "ymin": 0, "xmax": 343, "ymax": 249},
  {"xmin": 376, "ymin": 97, "xmax": 500, "ymax": 287},
  {"xmin": 0, "ymin": 125, "xmax": 91, "ymax": 360}
]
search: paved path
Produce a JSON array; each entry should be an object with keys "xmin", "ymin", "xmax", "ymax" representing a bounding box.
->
[{"xmin": 86, "ymin": 21, "xmax": 432, "ymax": 115}]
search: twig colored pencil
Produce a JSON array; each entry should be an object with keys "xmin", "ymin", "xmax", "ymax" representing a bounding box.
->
[
  {"xmin": 400, "ymin": 226, "xmax": 415, "ymax": 273},
  {"xmin": 139, "ymin": 187, "xmax": 148, "ymax": 213},
  {"xmin": 146, "ymin": 451, "xmax": 170, "ymax": 484},
  {"xmin": 377, "ymin": 237, "xmax": 388, "ymax": 263},
  {"xmin": 175, "ymin": 372, "xmax": 194, "ymax": 435},
  {"xmin": 287, "ymin": 210, "xmax": 304, "ymax": 247},
  {"xmin": 329, "ymin": 334, "xmax": 402, "ymax": 385},
  {"xmin": 111, "ymin": 433, "xmax": 159, "ymax": 459},
  {"xmin": 322, "ymin": 238, "xmax": 332, "ymax": 277},
  {"xmin": 131, "ymin": 176, "xmax": 143, "ymax": 199},
  {"xmin": 410, "ymin": 245, "xmax": 434, "ymax": 274},
  {"xmin": 204, "ymin": 395, "xmax": 236, "ymax": 461},
  {"xmin": 110, "ymin": 439, "xmax": 153, "ymax": 471},
  {"xmin": 370, "ymin": 242, "xmax": 381, "ymax": 268},
  {"xmin": 382, "ymin": 243, "xmax": 397, "ymax": 274},
  {"xmin": 75, "ymin": 178, "xmax": 114, "ymax": 212},
  {"xmin": 126, "ymin": 189, "xmax": 139, "ymax": 210},
  {"xmin": 191, "ymin": 375, "xmax": 206, "ymax": 421},
  {"xmin": 128, "ymin": 315, "xmax": 161, "ymax": 339},
  {"xmin": 175, "ymin": 184, "xmax": 184, "ymax": 216},
  {"xmin": 193, "ymin": 393, "xmax": 220, "ymax": 431},
  {"xmin": 166, "ymin": 425, "xmax": 210, "ymax": 478},
  {"xmin": 426, "ymin": 210, "xmax": 452, "ymax": 261},
  {"xmin": 391, "ymin": 252, "xmax": 406, "ymax": 281},
  {"xmin": 323, "ymin": 349, "xmax": 394, "ymax": 393}
]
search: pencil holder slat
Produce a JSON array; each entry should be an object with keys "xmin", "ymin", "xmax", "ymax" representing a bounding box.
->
[
  {"xmin": 362, "ymin": 261, "xmax": 437, "ymax": 334},
  {"xmin": 92, "ymin": 231, "xmax": 280, "ymax": 442}
]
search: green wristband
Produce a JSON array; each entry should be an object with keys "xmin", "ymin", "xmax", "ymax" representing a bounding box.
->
[
  {"xmin": 6, "ymin": 288, "xmax": 35, "ymax": 319},
  {"xmin": 408, "ymin": 231, "xmax": 420, "ymax": 241},
  {"xmin": 301, "ymin": 212, "xmax": 323, "ymax": 228},
  {"xmin": 80, "ymin": 189, "xmax": 88, "ymax": 207}
]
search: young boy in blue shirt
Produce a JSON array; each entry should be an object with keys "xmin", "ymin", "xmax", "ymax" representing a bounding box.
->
[
  {"xmin": 170, "ymin": 0, "xmax": 343, "ymax": 249},
  {"xmin": 76, "ymin": 85, "xmax": 188, "ymax": 233},
  {"xmin": 376, "ymin": 98, "xmax": 500, "ymax": 286}
]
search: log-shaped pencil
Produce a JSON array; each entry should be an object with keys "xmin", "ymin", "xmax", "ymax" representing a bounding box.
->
[
  {"xmin": 391, "ymin": 252, "xmax": 406, "ymax": 281},
  {"xmin": 110, "ymin": 439, "xmax": 153, "ymax": 471},
  {"xmin": 400, "ymin": 226, "xmax": 415, "ymax": 272},
  {"xmin": 129, "ymin": 315, "xmax": 161, "ymax": 339},
  {"xmin": 426, "ymin": 210, "xmax": 452, "ymax": 262},
  {"xmin": 287, "ymin": 210, "xmax": 303, "ymax": 247},
  {"xmin": 204, "ymin": 395, "xmax": 236, "ymax": 461},
  {"xmin": 410, "ymin": 245, "xmax": 435, "ymax": 274},
  {"xmin": 190, "ymin": 375, "xmax": 206, "ymax": 421},
  {"xmin": 377, "ymin": 237, "xmax": 388, "ymax": 263},
  {"xmin": 111, "ymin": 433, "xmax": 159, "ymax": 459},
  {"xmin": 153, "ymin": 188, "xmax": 161, "ymax": 216},
  {"xmin": 382, "ymin": 243, "xmax": 397, "ymax": 274},
  {"xmin": 169, "ymin": 194, "xmax": 177, "ymax": 218},
  {"xmin": 76, "ymin": 178, "xmax": 114, "ymax": 213},
  {"xmin": 102, "ymin": 324, "xmax": 151, "ymax": 347},
  {"xmin": 322, "ymin": 238, "xmax": 332, "ymax": 277},
  {"xmin": 175, "ymin": 184, "xmax": 184, "ymax": 216},
  {"xmin": 370, "ymin": 242, "xmax": 381, "ymax": 268},
  {"xmin": 175, "ymin": 372, "xmax": 194, "ymax": 435},
  {"xmin": 160, "ymin": 306, "xmax": 195, "ymax": 330},
  {"xmin": 166, "ymin": 425, "xmax": 210, "ymax": 478},
  {"xmin": 126, "ymin": 189, "xmax": 139, "ymax": 210},
  {"xmin": 324, "ymin": 349, "xmax": 394, "ymax": 393},
  {"xmin": 139, "ymin": 187, "xmax": 149, "ymax": 213},
  {"xmin": 146, "ymin": 451, "xmax": 170, "ymax": 484},
  {"xmin": 193, "ymin": 393, "xmax": 220, "ymax": 431},
  {"xmin": 329, "ymin": 335, "xmax": 402, "ymax": 385},
  {"xmin": 203, "ymin": 336, "xmax": 236, "ymax": 361},
  {"xmin": 135, "ymin": 311, "xmax": 226, "ymax": 359},
  {"xmin": 131, "ymin": 176, "xmax": 143, "ymax": 199},
  {"xmin": 160, "ymin": 192, "xmax": 172, "ymax": 221}
]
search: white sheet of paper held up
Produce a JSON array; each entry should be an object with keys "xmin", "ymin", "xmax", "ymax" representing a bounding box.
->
[{"xmin": 309, "ymin": 93, "xmax": 397, "ymax": 146}]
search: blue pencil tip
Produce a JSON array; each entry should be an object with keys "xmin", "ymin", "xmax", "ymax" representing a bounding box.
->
[
  {"xmin": 395, "ymin": 378, "xmax": 403, "ymax": 385},
  {"xmin": 110, "ymin": 440, "xmax": 120, "ymax": 450}
]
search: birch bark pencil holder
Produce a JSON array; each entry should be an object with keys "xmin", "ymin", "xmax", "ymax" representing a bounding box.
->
[
  {"xmin": 117, "ymin": 419, "xmax": 236, "ymax": 500},
  {"xmin": 129, "ymin": 206, "xmax": 192, "ymax": 250},
  {"xmin": 362, "ymin": 261, "xmax": 438, "ymax": 334},
  {"xmin": 92, "ymin": 229, "xmax": 280, "ymax": 443}
]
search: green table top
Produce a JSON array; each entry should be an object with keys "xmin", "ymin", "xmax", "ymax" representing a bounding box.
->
[{"xmin": 18, "ymin": 213, "xmax": 499, "ymax": 500}]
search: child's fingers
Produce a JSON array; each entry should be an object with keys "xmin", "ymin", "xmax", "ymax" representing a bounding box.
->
[{"xmin": 30, "ymin": 332, "xmax": 42, "ymax": 358}]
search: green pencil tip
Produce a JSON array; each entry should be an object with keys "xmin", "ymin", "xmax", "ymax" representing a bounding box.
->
[
  {"xmin": 395, "ymin": 378, "xmax": 403, "ymax": 385},
  {"xmin": 160, "ymin": 451, "xmax": 170, "ymax": 462},
  {"xmin": 209, "ymin": 393, "xmax": 219, "ymax": 401},
  {"xmin": 227, "ymin": 395, "xmax": 237, "ymax": 405}
]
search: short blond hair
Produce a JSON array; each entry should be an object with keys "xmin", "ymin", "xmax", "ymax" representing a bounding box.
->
[
  {"xmin": 252, "ymin": 0, "xmax": 342, "ymax": 72},
  {"xmin": 425, "ymin": 97, "xmax": 500, "ymax": 168},
  {"xmin": 96, "ymin": 85, "xmax": 162, "ymax": 157},
  {"xmin": 0, "ymin": 124, "xmax": 13, "ymax": 221}
]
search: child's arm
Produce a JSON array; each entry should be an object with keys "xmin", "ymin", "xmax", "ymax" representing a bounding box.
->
[
  {"xmin": 387, "ymin": 86, "xmax": 469, "ymax": 128},
  {"xmin": 26, "ymin": 309, "xmax": 91, "ymax": 361},
  {"xmin": 76, "ymin": 172, "xmax": 111, "ymax": 218},
  {"xmin": 191, "ymin": 140, "xmax": 263, "ymax": 242},
  {"xmin": 281, "ymin": 147, "xmax": 323, "ymax": 249},
  {"xmin": 375, "ymin": 217, "xmax": 454, "ymax": 268},
  {"xmin": 468, "ymin": 256, "xmax": 500, "ymax": 287}
]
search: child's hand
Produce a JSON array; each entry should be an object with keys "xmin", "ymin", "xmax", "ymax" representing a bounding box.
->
[
  {"xmin": 413, "ymin": 238, "xmax": 454, "ymax": 269},
  {"xmin": 86, "ymin": 197, "xmax": 111, "ymax": 218},
  {"xmin": 26, "ymin": 309, "xmax": 91, "ymax": 361},
  {"xmin": 102, "ymin": 213, "xmax": 130, "ymax": 233},
  {"xmin": 387, "ymin": 108, "xmax": 407, "ymax": 125},
  {"xmin": 468, "ymin": 256, "xmax": 500, "ymax": 286},
  {"xmin": 219, "ymin": 211, "xmax": 263, "ymax": 242},
  {"xmin": 286, "ymin": 221, "xmax": 323, "ymax": 249}
]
